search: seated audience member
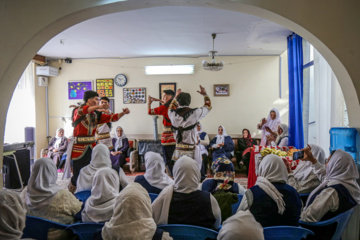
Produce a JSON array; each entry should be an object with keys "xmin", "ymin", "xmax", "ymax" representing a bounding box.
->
[
  {"xmin": 101, "ymin": 183, "xmax": 173, "ymax": 240},
  {"xmin": 110, "ymin": 126, "xmax": 129, "ymax": 168},
  {"xmin": 238, "ymin": 154, "xmax": 301, "ymax": 227},
  {"xmin": 47, "ymin": 128, "xmax": 68, "ymax": 168},
  {"xmin": 135, "ymin": 152, "xmax": 174, "ymax": 194},
  {"xmin": 287, "ymin": 144, "xmax": 326, "ymax": 193},
  {"xmin": 22, "ymin": 157, "xmax": 82, "ymax": 239},
  {"xmin": 196, "ymin": 122, "xmax": 210, "ymax": 181},
  {"xmin": 201, "ymin": 156, "xmax": 245, "ymax": 222},
  {"xmin": 77, "ymin": 144, "xmax": 127, "ymax": 193},
  {"xmin": 82, "ymin": 168, "xmax": 120, "ymax": 223},
  {"xmin": 0, "ymin": 190, "xmax": 26, "ymax": 239},
  {"xmin": 152, "ymin": 156, "xmax": 221, "ymax": 230},
  {"xmin": 237, "ymin": 128, "xmax": 256, "ymax": 173},
  {"xmin": 266, "ymin": 123, "xmax": 289, "ymax": 147},
  {"xmin": 210, "ymin": 125, "xmax": 234, "ymax": 160},
  {"xmin": 301, "ymin": 149, "xmax": 360, "ymax": 223},
  {"xmin": 257, "ymin": 108, "xmax": 281, "ymax": 146},
  {"xmin": 217, "ymin": 210, "xmax": 264, "ymax": 240}
]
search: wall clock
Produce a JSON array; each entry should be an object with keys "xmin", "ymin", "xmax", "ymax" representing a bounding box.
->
[{"xmin": 114, "ymin": 74, "xmax": 127, "ymax": 87}]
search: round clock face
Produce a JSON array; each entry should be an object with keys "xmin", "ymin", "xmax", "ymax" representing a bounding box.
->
[{"xmin": 114, "ymin": 74, "xmax": 127, "ymax": 87}]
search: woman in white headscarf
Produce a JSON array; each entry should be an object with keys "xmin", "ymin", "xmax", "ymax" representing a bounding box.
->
[
  {"xmin": 20, "ymin": 157, "xmax": 82, "ymax": 239},
  {"xmin": 82, "ymin": 168, "xmax": 120, "ymax": 223},
  {"xmin": 217, "ymin": 210, "xmax": 264, "ymax": 240},
  {"xmin": 238, "ymin": 154, "xmax": 301, "ymax": 227},
  {"xmin": 209, "ymin": 125, "xmax": 234, "ymax": 160},
  {"xmin": 301, "ymin": 149, "xmax": 360, "ymax": 222},
  {"xmin": 134, "ymin": 152, "xmax": 174, "ymax": 194},
  {"xmin": 152, "ymin": 156, "xmax": 221, "ymax": 230},
  {"xmin": 268, "ymin": 123, "xmax": 289, "ymax": 147},
  {"xmin": 102, "ymin": 183, "xmax": 173, "ymax": 240},
  {"xmin": 257, "ymin": 108, "xmax": 281, "ymax": 146},
  {"xmin": 76, "ymin": 143, "xmax": 127, "ymax": 193},
  {"xmin": 110, "ymin": 126, "xmax": 130, "ymax": 168},
  {"xmin": 47, "ymin": 128, "xmax": 68, "ymax": 168},
  {"xmin": 288, "ymin": 144, "xmax": 326, "ymax": 193},
  {"xmin": 0, "ymin": 190, "xmax": 26, "ymax": 240}
]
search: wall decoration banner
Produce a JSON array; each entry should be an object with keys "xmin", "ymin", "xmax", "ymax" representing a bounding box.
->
[
  {"xmin": 96, "ymin": 78, "xmax": 114, "ymax": 97},
  {"xmin": 68, "ymin": 81, "xmax": 93, "ymax": 100},
  {"xmin": 123, "ymin": 88, "xmax": 146, "ymax": 104}
]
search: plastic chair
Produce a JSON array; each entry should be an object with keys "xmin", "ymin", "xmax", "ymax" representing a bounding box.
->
[
  {"xmin": 22, "ymin": 215, "xmax": 68, "ymax": 240},
  {"xmin": 74, "ymin": 190, "xmax": 92, "ymax": 203},
  {"xmin": 231, "ymin": 194, "xmax": 243, "ymax": 215},
  {"xmin": 149, "ymin": 193, "xmax": 159, "ymax": 202},
  {"xmin": 263, "ymin": 226, "xmax": 314, "ymax": 240},
  {"xmin": 299, "ymin": 193, "xmax": 310, "ymax": 205},
  {"xmin": 299, "ymin": 208, "xmax": 354, "ymax": 240},
  {"xmin": 66, "ymin": 222, "xmax": 105, "ymax": 240},
  {"xmin": 157, "ymin": 224, "xmax": 218, "ymax": 240}
]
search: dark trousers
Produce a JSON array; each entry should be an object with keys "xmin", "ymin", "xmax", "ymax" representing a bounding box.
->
[
  {"xmin": 118, "ymin": 153, "xmax": 127, "ymax": 168},
  {"xmin": 200, "ymin": 154, "xmax": 209, "ymax": 182},
  {"xmin": 162, "ymin": 145, "xmax": 176, "ymax": 176},
  {"xmin": 71, "ymin": 148, "xmax": 92, "ymax": 186}
]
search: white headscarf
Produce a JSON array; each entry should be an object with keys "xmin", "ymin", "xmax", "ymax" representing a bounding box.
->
[
  {"xmin": 114, "ymin": 126, "xmax": 127, "ymax": 150},
  {"xmin": 0, "ymin": 190, "xmax": 27, "ymax": 239},
  {"xmin": 144, "ymin": 152, "xmax": 174, "ymax": 190},
  {"xmin": 256, "ymin": 154, "xmax": 288, "ymax": 214},
  {"xmin": 25, "ymin": 157, "xmax": 63, "ymax": 213},
  {"xmin": 260, "ymin": 108, "xmax": 281, "ymax": 146},
  {"xmin": 216, "ymin": 125, "xmax": 229, "ymax": 145},
  {"xmin": 76, "ymin": 144, "xmax": 112, "ymax": 192},
  {"xmin": 217, "ymin": 210, "xmax": 264, "ymax": 240},
  {"xmin": 275, "ymin": 123, "xmax": 289, "ymax": 145},
  {"xmin": 152, "ymin": 156, "xmax": 201, "ymax": 225},
  {"xmin": 82, "ymin": 168, "xmax": 120, "ymax": 223},
  {"xmin": 54, "ymin": 128, "xmax": 64, "ymax": 148},
  {"xmin": 196, "ymin": 123, "xmax": 203, "ymax": 135},
  {"xmin": 293, "ymin": 144, "xmax": 326, "ymax": 181},
  {"xmin": 102, "ymin": 183, "xmax": 157, "ymax": 240},
  {"xmin": 305, "ymin": 149, "xmax": 360, "ymax": 209}
]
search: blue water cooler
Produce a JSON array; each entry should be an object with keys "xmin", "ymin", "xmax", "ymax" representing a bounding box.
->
[{"xmin": 329, "ymin": 127, "xmax": 360, "ymax": 164}]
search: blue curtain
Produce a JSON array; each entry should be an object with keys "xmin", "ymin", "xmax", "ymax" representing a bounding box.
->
[{"xmin": 287, "ymin": 33, "xmax": 304, "ymax": 149}]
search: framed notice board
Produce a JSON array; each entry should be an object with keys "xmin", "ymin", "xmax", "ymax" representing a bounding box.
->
[{"xmin": 96, "ymin": 78, "xmax": 114, "ymax": 97}]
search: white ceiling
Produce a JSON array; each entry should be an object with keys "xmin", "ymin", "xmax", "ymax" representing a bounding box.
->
[{"xmin": 38, "ymin": 6, "xmax": 292, "ymax": 59}]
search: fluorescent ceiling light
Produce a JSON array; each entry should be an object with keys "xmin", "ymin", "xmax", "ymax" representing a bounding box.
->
[{"xmin": 145, "ymin": 65, "xmax": 194, "ymax": 75}]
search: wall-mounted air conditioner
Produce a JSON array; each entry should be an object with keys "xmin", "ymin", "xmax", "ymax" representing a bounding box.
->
[{"xmin": 36, "ymin": 66, "xmax": 59, "ymax": 76}]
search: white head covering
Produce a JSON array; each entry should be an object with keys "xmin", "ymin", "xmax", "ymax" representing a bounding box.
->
[
  {"xmin": 216, "ymin": 125, "xmax": 229, "ymax": 145},
  {"xmin": 102, "ymin": 183, "xmax": 157, "ymax": 240},
  {"xmin": 260, "ymin": 108, "xmax": 281, "ymax": 146},
  {"xmin": 114, "ymin": 126, "xmax": 127, "ymax": 150},
  {"xmin": 0, "ymin": 190, "xmax": 27, "ymax": 239},
  {"xmin": 256, "ymin": 154, "xmax": 288, "ymax": 214},
  {"xmin": 82, "ymin": 168, "xmax": 120, "ymax": 223},
  {"xmin": 25, "ymin": 157, "xmax": 62, "ymax": 213},
  {"xmin": 76, "ymin": 144, "xmax": 112, "ymax": 192},
  {"xmin": 196, "ymin": 123, "xmax": 203, "ymax": 135},
  {"xmin": 218, "ymin": 210, "xmax": 264, "ymax": 240},
  {"xmin": 54, "ymin": 128, "xmax": 65, "ymax": 148},
  {"xmin": 293, "ymin": 144, "xmax": 326, "ymax": 181},
  {"xmin": 305, "ymin": 149, "xmax": 360, "ymax": 208},
  {"xmin": 144, "ymin": 152, "xmax": 174, "ymax": 190},
  {"xmin": 275, "ymin": 123, "xmax": 289, "ymax": 145},
  {"xmin": 152, "ymin": 156, "xmax": 200, "ymax": 225}
]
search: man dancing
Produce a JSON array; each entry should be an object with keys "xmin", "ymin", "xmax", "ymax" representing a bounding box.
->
[
  {"xmin": 168, "ymin": 85, "xmax": 212, "ymax": 173},
  {"xmin": 68, "ymin": 91, "xmax": 130, "ymax": 193},
  {"xmin": 148, "ymin": 90, "xmax": 176, "ymax": 174}
]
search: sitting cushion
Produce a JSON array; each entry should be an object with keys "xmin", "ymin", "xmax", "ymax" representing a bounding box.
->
[{"xmin": 129, "ymin": 140, "xmax": 134, "ymax": 148}]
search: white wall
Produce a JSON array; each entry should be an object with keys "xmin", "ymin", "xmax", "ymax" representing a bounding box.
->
[{"xmin": 47, "ymin": 55, "xmax": 288, "ymax": 140}]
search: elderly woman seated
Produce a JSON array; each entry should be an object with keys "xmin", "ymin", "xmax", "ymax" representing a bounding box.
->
[
  {"xmin": 110, "ymin": 126, "xmax": 129, "ymax": 168},
  {"xmin": 266, "ymin": 123, "xmax": 289, "ymax": 147},
  {"xmin": 47, "ymin": 128, "xmax": 68, "ymax": 168},
  {"xmin": 209, "ymin": 125, "xmax": 234, "ymax": 160},
  {"xmin": 238, "ymin": 154, "xmax": 302, "ymax": 227}
]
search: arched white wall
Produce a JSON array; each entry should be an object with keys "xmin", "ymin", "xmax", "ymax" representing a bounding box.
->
[{"xmin": 1, "ymin": 0, "xmax": 360, "ymax": 188}]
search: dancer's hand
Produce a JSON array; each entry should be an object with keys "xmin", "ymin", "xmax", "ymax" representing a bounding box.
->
[
  {"xmin": 122, "ymin": 108, "xmax": 130, "ymax": 114},
  {"xmin": 197, "ymin": 85, "xmax": 207, "ymax": 96},
  {"xmin": 175, "ymin": 88, "xmax": 182, "ymax": 98}
]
